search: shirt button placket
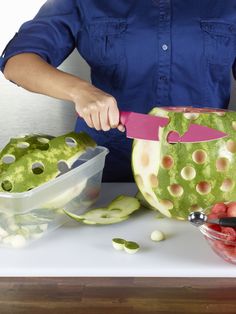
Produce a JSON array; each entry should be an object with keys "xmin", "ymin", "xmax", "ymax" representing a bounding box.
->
[{"xmin": 157, "ymin": 0, "xmax": 171, "ymax": 106}]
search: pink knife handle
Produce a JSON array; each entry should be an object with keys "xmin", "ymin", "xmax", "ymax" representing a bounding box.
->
[{"xmin": 119, "ymin": 111, "xmax": 130, "ymax": 126}]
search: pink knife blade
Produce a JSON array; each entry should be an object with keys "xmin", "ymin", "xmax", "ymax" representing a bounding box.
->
[{"xmin": 120, "ymin": 111, "xmax": 228, "ymax": 143}]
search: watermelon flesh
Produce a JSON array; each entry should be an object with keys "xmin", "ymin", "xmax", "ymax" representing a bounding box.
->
[{"xmin": 132, "ymin": 107, "xmax": 236, "ymax": 220}]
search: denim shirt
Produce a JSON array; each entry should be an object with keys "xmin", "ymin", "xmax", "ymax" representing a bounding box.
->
[{"xmin": 1, "ymin": 0, "xmax": 236, "ymax": 181}]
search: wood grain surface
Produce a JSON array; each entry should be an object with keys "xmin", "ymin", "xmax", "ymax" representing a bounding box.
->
[{"xmin": 0, "ymin": 277, "xmax": 236, "ymax": 314}]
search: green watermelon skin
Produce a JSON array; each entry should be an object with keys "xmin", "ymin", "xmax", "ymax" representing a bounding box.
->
[
  {"xmin": 0, "ymin": 132, "xmax": 96, "ymax": 193},
  {"xmin": 0, "ymin": 134, "xmax": 54, "ymax": 178},
  {"xmin": 132, "ymin": 107, "xmax": 236, "ymax": 220}
]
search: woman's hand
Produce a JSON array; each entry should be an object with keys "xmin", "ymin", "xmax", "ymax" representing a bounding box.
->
[{"xmin": 72, "ymin": 82, "xmax": 125, "ymax": 132}]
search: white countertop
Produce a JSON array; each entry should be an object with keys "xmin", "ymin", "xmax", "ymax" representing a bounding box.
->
[{"xmin": 0, "ymin": 183, "xmax": 236, "ymax": 277}]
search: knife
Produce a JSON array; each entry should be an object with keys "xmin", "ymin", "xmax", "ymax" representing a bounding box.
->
[{"xmin": 119, "ymin": 111, "xmax": 228, "ymax": 143}]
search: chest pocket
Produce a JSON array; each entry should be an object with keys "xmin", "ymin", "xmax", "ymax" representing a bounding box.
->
[
  {"xmin": 200, "ymin": 20, "xmax": 236, "ymax": 105},
  {"xmin": 78, "ymin": 18, "xmax": 127, "ymax": 89},
  {"xmin": 201, "ymin": 20, "xmax": 236, "ymax": 65},
  {"xmin": 85, "ymin": 18, "xmax": 127, "ymax": 67}
]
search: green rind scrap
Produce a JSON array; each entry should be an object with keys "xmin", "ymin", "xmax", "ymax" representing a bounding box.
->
[
  {"xmin": 124, "ymin": 241, "xmax": 140, "ymax": 250},
  {"xmin": 63, "ymin": 195, "xmax": 141, "ymax": 225},
  {"xmin": 83, "ymin": 216, "xmax": 129, "ymax": 225},
  {"xmin": 112, "ymin": 238, "xmax": 126, "ymax": 245},
  {"xmin": 0, "ymin": 132, "xmax": 96, "ymax": 193},
  {"xmin": 63, "ymin": 210, "xmax": 85, "ymax": 222},
  {"xmin": 108, "ymin": 195, "xmax": 140, "ymax": 215}
]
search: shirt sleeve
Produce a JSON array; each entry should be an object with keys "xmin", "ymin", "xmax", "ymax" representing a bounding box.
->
[{"xmin": 0, "ymin": 0, "xmax": 81, "ymax": 72}]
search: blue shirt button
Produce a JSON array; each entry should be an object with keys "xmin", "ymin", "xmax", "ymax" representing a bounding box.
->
[{"xmin": 162, "ymin": 44, "xmax": 168, "ymax": 51}]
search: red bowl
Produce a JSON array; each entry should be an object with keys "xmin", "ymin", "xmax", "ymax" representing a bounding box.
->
[{"xmin": 199, "ymin": 224, "xmax": 236, "ymax": 264}]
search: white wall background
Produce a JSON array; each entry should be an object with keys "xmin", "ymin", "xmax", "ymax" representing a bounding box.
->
[
  {"xmin": 0, "ymin": 1, "xmax": 236, "ymax": 148},
  {"xmin": 0, "ymin": 0, "xmax": 90, "ymax": 148}
]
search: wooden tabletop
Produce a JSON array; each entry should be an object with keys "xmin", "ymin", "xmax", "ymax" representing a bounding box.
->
[{"xmin": 1, "ymin": 277, "xmax": 236, "ymax": 314}]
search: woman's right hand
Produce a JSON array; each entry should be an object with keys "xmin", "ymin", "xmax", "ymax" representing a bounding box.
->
[{"xmin": 72, "ymin": 81, "xmax": 125, "ymax": 132}]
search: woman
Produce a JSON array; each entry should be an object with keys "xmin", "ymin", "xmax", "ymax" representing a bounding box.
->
[{"xmin": 1, "ymin": 0, "xmax": 236, "ymax": 181}]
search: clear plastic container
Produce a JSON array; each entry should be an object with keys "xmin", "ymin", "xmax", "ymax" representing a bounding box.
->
[{"xmin": 0, "ymin": 146, "xmax": 108, "ymax": 248}]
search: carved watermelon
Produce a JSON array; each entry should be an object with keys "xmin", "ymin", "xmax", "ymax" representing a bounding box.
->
[{"xmin": 132, "ymin": 107, "xmax": 236, "ymax": 220}]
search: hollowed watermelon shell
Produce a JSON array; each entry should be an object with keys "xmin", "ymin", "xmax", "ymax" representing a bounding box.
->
[{"xmin": 0, "ymin": 132, "xmax": 96, "ymax": 193}]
